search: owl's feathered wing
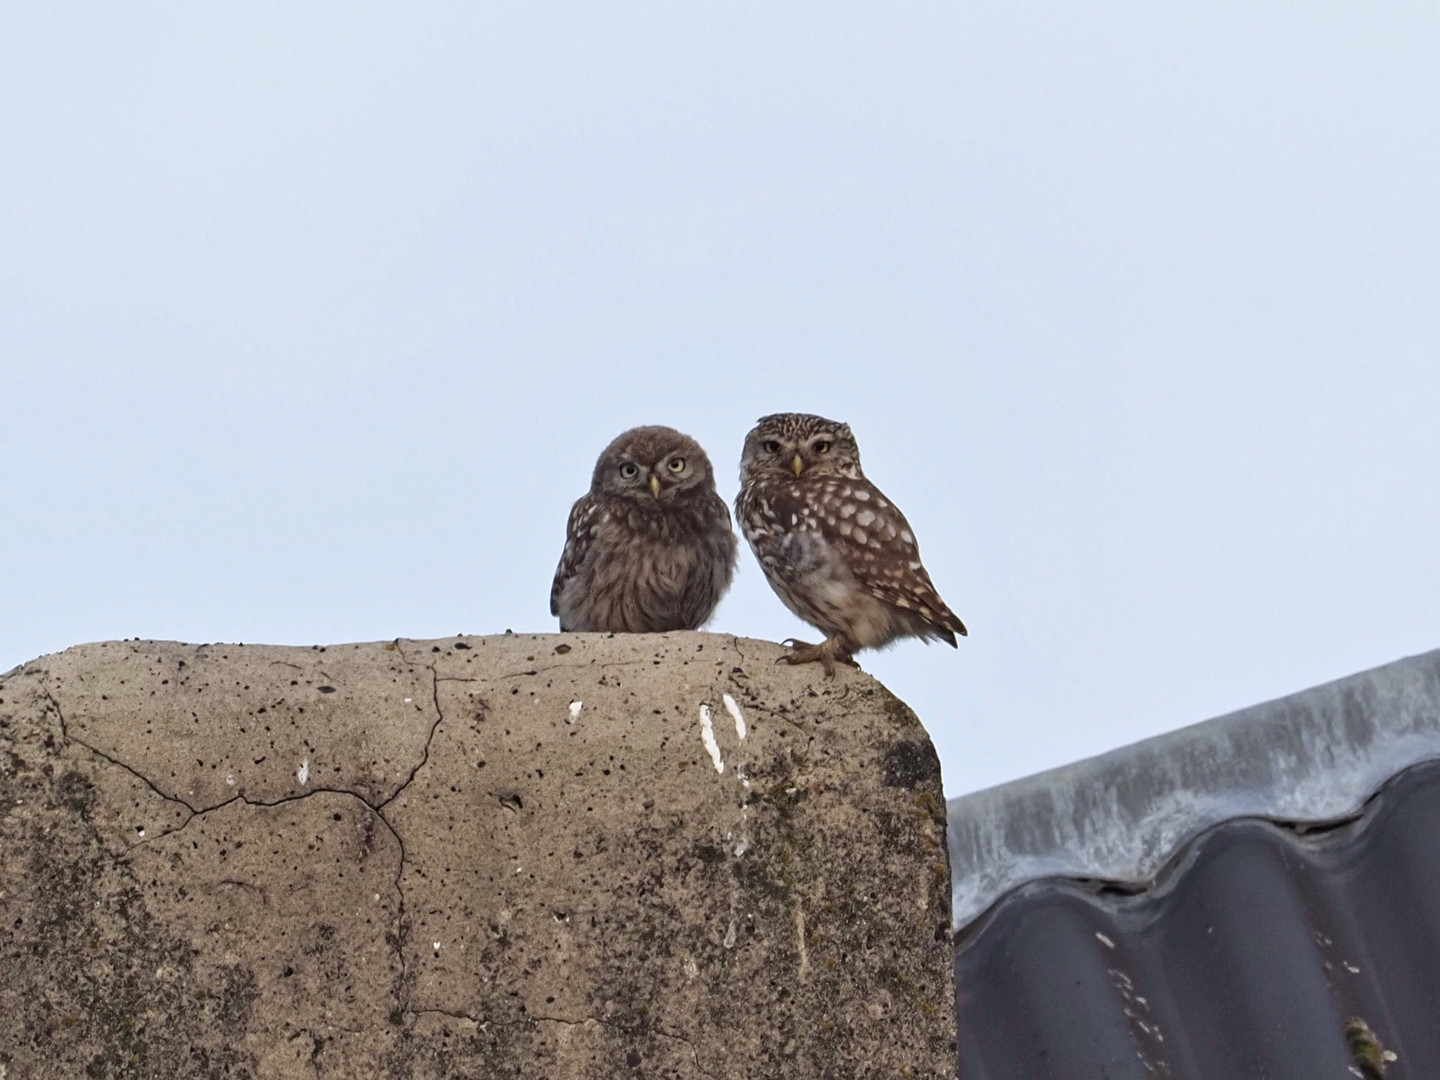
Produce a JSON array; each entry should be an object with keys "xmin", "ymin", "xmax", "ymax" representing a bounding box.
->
[
  {"xmin": 836, "ymin": 486, "xmax": 967, "ymax": 642},
  {"xmin": 743, "ymin": 478, "xmax": 967, "ymax": 645},
  {"xmin": 678, "ymin": 493, "xmax": 739, "ymax": 625},
  {"xmin": 550, "ymin": 495, "xmax": 600, "ymax": 619}
]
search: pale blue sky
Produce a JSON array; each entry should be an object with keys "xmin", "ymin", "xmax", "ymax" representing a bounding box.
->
[{"xmin": 3, "ymin": 4, "xmax": 1438, "ymax": 795}]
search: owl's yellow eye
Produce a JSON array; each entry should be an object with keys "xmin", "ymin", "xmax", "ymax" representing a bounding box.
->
[
  {"xmin": 668, "ymin": 457, "xmax": 686, "ymax": 473},
  {"xmin": 763, "ymin": 440, "xmax": 782, "ymax": 454},
  {"xmin": 619, "ymin": 462, "xmax": 639, "ymax": 479},
  {"xmin": 813, "ymin": 440, "xmax": 832, "ymax": 454}
]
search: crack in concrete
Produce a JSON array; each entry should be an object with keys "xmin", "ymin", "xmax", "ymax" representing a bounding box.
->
[
  {"xmin": 23, "ymin": 639, "xmax": 767, "ymax": 1079},
  {"xmin": 720, "ymin": 636, "xmax": 832, "ymax": 736},
  {"xmin": 653, "ymin": 1025, "xmax": 721, "ymax": 1080},
  {"xmin": 376, "ymin": 661, "xmax": 445, "ymax": 813},
  {"xmin": 368, "ymin": 647, "xmax": 448, "ymax": 1025},
  {"xmin": 408, "ymin": 1006, "xmax": 489, "ymax": 1026},
  {"xmin": 47, "ymin": 688, "xmax": 201, "ymax": 830},
  {"xmin": 36, "ymin": 660, "xmax": 457, "ymax": 1046},
  {"xmin": 730, "ymin": 636, "xmax": 751, "ymax": 671}
]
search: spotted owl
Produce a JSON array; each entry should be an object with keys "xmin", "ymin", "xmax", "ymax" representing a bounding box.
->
[
  {"xmin": 735, "ymin": 412, "xmax": 967, "ymax": 672},
  {"xmin": 551, "ymin": 425, "xmax": 738, "ymax": 633}
]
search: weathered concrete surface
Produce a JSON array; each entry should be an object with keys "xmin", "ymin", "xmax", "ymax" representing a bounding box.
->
[{"xmin": 0, "ymin": 633, "xmax": 955, "ymax": 1079}]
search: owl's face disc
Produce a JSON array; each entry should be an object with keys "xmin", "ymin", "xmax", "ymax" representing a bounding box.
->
[
  {"xmin": 739, "ymin": 412, "xmax": 862, "ymax": 484},
  {"xmin": 592, "ymin": 425, "xmax": 715, "ymax": 504}
]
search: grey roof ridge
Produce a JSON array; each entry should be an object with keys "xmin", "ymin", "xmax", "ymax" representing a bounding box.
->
[{"xmin": 946, "ymin": 647, "xmax": 1440, "ymax": 930}]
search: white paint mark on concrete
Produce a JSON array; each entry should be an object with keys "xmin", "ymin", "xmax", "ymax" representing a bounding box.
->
[
  {"xmin": 699, "ymin": 705, "xmax": 724, "ymax": 774},
  {"xmin": 723, "ymin": 693, "xmax": 746, "ymax": 740},
  {"xmin": 795, "ymin": 907, "xmax": 810, "ymax": 981},
  {"xmin": 404, "ymin": 697, "xmax": 412, "ymax": 703},
  {"xmin": 297, "ymin": 758, "xmax": 309, "ymax": 786},
  {"xmin": 568, "ymin": 700, "xmax": 583, "ymax": 724}
]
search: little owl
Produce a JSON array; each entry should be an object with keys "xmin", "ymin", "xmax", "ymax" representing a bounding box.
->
[
  {"xmin": 736, "ymin": 412, "xmax": 967, "ymax": 673},
  {"xmin": 551, "ymin": 425, "xmax": 738, "ymax": 633}
]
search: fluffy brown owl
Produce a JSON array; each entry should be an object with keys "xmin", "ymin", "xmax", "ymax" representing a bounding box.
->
[
  {"xmin": 736, "ymin": 412, "xmax": 967, "ymax": 673},
  {"xmin": 551, "ymin": 425, "xmax": 738, "ymax": 633}
]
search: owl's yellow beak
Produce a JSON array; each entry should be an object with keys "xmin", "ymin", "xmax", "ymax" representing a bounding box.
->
[
  {"xmin": 791, "ymin": 454, "xmax": 805, "ymax": 477},
  {"xmin": 650, "ymin": 475, "xmax": 662, "ymax": 498}
]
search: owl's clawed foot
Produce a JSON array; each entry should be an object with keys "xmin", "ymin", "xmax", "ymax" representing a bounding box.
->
[{"xmin": 776, "ymin": 637, "xmax": 857, "ymax": 677}]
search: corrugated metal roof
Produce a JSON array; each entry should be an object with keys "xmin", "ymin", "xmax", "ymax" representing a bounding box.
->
[
  {"xmin": 954, "ymin": 757, "xmax": 1440, "ymax": 1079},
  {"xmin": 947, "ymin": 648, "xmax": 1440, "ymax": 929},
  {"xmin": 947, "ymin": 649, "xmax": 1440, "ymax": 1080}
]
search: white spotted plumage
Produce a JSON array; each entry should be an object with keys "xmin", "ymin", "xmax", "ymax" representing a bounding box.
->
[{"xmin": 736, "ymin": 412, "xmax": 966, "ymax": 672}]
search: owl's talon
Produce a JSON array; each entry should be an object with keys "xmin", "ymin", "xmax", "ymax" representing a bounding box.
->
[{"xmin": 774, "ymin": 638, "xmax": 854, "ymax": 678}]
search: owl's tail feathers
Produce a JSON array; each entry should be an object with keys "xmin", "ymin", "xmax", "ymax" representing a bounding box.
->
[
  {"xmin": 919, "ymin": 604, "xmax": 967, "ymax": 646},
  {"xmin": 912, "ymin": 615, "xmax": 964, "ymax": 648}
]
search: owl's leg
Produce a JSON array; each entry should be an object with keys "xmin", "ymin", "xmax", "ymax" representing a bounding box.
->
[{"xmin": 777, "ymin": 635, "xmax": 857, "ymax": 677}]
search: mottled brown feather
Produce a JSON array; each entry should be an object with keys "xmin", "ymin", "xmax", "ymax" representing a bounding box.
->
[
  {"xmin": 736, "ymin": 412, "xmax": 966, "ymax": 659},
  {"xmin": 552, "ymin": 426, "xmax": 737, "ymax": 633}
]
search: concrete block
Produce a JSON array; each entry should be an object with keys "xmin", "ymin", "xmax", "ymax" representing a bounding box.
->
[{"xmin": 0, "ymin": 632, "xmax": 954, "ymax": 1078}]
